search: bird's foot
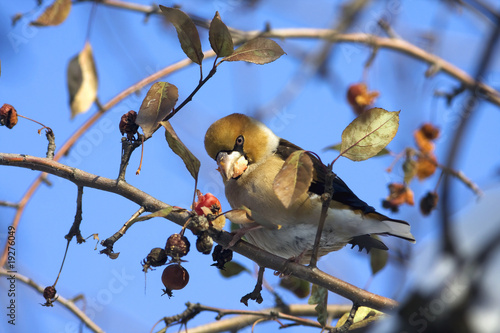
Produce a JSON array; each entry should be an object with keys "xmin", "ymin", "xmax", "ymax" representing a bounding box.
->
[
  {"xmin": 274, "ymin": 252, "xmax": 306, "ymax": 277},
  {"xmin": 240, "ymin": 266, "xmax": 265, "ymax": 306}
]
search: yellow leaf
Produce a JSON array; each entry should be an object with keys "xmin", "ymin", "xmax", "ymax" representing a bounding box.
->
[
  {"xmin": 31, "ymin": 0, "xmax": 71, "ymax": 26},
  {"xmin": 68, "ymin": 42, "xmax": 98, "ymax": 118},
  {"xmin": 340, "ymin": 108, "xmax": 399, "ymax": 161}
]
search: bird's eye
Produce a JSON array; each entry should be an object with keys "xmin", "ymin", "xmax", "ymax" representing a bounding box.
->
[{"xmin": 235, "ymin": 135, "xmax": 244, "ymax": 146}]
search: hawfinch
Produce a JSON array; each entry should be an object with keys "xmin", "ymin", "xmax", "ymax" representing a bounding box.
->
[{"xmin": 205, "ymin": 113, "xmax": 415, "ymax": 263}]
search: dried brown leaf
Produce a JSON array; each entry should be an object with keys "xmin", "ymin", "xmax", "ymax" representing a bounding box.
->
[
  {"xmin": 222, "ymin": 37, "xmax": 285, "ymax": 64},
  {"xmin": 225, "ymin": 208, "xmax": 254, "ymax": 225},
  {"xmin": 31, "ymin": 0, "xmax": 71, "ymax": 26},
  {"xmin": 161, "ymin": 121, "xmax": 200, "ymax": 181},
  {"xmin": 159, "ymin": 6, "xmax": 204, "ymax": 65},
  {"xmin": 67, "ymin": 42, "xmax": 98, "ymax": 118},
  {"xmin": 135, "ymin": 82, "xmax": 178, "ymax": 139},
  {"xmin": 273, "ymin": 150, "xmax": 313, "ymax": 208},
  {"xmin": 416, "ymin": 154, "xmax": 437, "ymax": 180}
]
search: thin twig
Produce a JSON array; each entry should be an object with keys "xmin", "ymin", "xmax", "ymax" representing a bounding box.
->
[
  {"xmin": 0, "ymin": 48, "xmax": 216, "ymax": 268},
  {"xmin": 44, "ymin": 128, "xmax": 56, "ymax": 159},
  {"xmin": 155, "ymin": 302, "xmax": 354, "ymax": 333},
  {"xmin": 0, "ymin": 153, "xmax": 399, "ymax": 310},
  {"xmin": 0, "ymin": 200, "xmax": 19, "ymax": 208},
  {"xmin": 118, "ymin": 136, "xmax": 143, "ymax": 181},
  {"xmin": 100, "ymin": 206, "xmax": 145, "ymax": 254},
  {"xmin": 0, "ymin": 269, "xmax": 104, "ymax": 333},
  {"xmin": 65, "ymin": 185, "xmax": 85, "ymax": 244},
  {"xmin": 309, "ymin": 166, "xmax": 335, "ymax": 268}
]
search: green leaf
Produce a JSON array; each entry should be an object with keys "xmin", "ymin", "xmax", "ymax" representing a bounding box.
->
[
  {"xmin": 279, "ymin": 276, "xmax": 310, "ymax": 299},
  {"xmin": 340, "ymin": 108, "xmax": 400, "ymax": 161},
  {"xmin": 161, "ymin": 121, "xmax": 200, "ymax": 181},
  {"xmin": 222, "ymin": 37, "xmax": 285, "ymax": 65},
  {"xmin": 209, "ymin": 11, "xmax": 234, "ymax": 57},
  {"xmin": 308, "ymin": 284, "xmax": 328, "ymax": 327},
  {"xmin": 219, "ymin": 261, "xmax": 249, "ymax": 278},
  {"xmin": 159, "ymin": 6, "xmax": 204, "ymax": 65},
  {"xmin": 67, "ymin": 41, "xmax": 98, "ymax": 118},
  {"xmin": 130, "ymin": 207, "xmax": 173, "ymax": 223},
  {"xmin": 31, "ymin": 0, "xmax": 71, "ymax": 26},
  {"xmin": 273, "ymin": 150, "xmax": 313, "ymax": 209},
  {"xmin": 370, "ymin": 244, "xmax": 388, "ymax": 275},
  {"xmin": 325, "ymin": 142, "xmax": 391, "ymax": 157},
  {"xmin": 135, "ymin": 82, "xmax": 178, "ymax": 139}
]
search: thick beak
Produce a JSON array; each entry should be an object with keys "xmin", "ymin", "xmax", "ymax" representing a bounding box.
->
[{"xmin": 216, "ymin": 151, "xmax": 247, "ymax": 182}]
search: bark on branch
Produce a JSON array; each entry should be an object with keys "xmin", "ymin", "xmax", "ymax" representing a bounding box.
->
[{"xmin": 0, "ymin": 152, "xmax": 398, "ymax": 311}]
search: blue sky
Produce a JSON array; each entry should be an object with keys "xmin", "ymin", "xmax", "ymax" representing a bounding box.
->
[{"xmin": 1, "ymin": 0, "xmax": 500, "ymax": 332}]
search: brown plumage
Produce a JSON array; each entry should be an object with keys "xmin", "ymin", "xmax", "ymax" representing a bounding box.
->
[{"xmin": 205, "ymin": 113, "xmax": 415, "ymax": 263}]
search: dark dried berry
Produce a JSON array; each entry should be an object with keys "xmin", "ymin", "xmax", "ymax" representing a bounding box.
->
[
  {"xmin": 211, "ymin": 244, "xmax": 233, "ymax": 269},
  {"xmin": 119, "ymin": 110, "xmax": 139, "ymax": 140},
  {"xmin": 142, "ymin": 247, "xmax": 168, "ymax": 272},
  {"xmin": 382, "ymin": 199, "xmax": 399, "ymax": 213},
  {"xmin": 43, "ymin": 286, "xmax": 57, "ymax": 300},
  {"xmin": 165, "ymin": 233, "xmax": 190, "ymax": 260},
  {"xmin": 189, "ymin": 214, "xmax": 209, "ymax": 235},
  {"xmin": 420, "ymin": 191, "xmax": 439, "ymax": 216},
  {"xmin": 196, "ymin": 233, "xmax": 213, "ymax": 255},
  {"xmin": 161, "ymin": 264, "xmax": 189, "ymax": 297},
  {"xmin": 346, "ymin": 83, "xmax": 379, "ymax": 116},
  {"xmin": 420, "ymin": 123, "xmax": 440, "ymax": 140},
  {"xmin": 0, "ymin": 104, "xmax": 18, "ymax": 129}
]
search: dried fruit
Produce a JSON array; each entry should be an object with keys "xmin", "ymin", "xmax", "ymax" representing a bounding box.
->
[
  {"xmin": 211, "ymin": 244, "xmax": 233, "ymax": 269},
  {"xmin": 416, "ymin": 154, "xmax": 437, "ymax": 180},
  {"xmin": 414, "ymin": 129, "xmax": 434, "ymax": 154},
  {"xmin": 382, "ymin": 183, "xmax": 414, "ymax": 212},
  {"xmin": 142, "ymin": 247, "xmax": 168, "ymax": 272},
  {"xmin": 196, "ymin": 233, "xmax": 214, "ymax": 254},
  {"xmin": 165, "ymin": 233, "xmax": 190, "ymax": 260},
  {"xmin": 414, "ymin": 123, "xmax": 439, "ymax": 154},
  {"xmin": 41, "ymin": 285, "xmax": 58, "ymax": 307},
  {"xmin": 43, "ymin": 286, "xmax": 57, "ymax": 300},
  {"xmin": 420, "ymin": 191, "xmax": 439, "ymax": 216},
  {"xmin": 420, "ymin": 123, "xmax": 440, "ymax": 140},
  {"xmin": 346, "ymin": 83, "xmax": 379, "ymax": 115},
  {"xmin": 119, "ymin": 110, "xmax": 139, "ymax": 140},
  {"xmin": 0, "ymin": 103, "xmax": 18, "ymax": 129},
  {"xmin": 161, "ymin": 264, "xmax": 189, "ymax": 297}
]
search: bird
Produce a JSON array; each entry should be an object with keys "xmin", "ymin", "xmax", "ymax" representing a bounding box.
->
[{"xmin": 204, "ymin": 113, "xmax": 415, "ymax": 264}]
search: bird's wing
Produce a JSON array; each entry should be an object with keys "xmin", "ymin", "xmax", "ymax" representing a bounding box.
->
[{"xmin": 276, "ymin": 139, "xmax": 375, "ymax": 214}]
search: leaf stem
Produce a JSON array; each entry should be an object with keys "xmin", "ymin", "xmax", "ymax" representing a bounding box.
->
[{"xmin": 164, "ymin": 64, "xmax": 218, "ymax": 122}]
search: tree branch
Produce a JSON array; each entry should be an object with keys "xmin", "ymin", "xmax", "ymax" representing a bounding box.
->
[
  {"xmin": 155, "ymin": 302, "xmax": 353, "ymax": 333},
  {"xmin": 0, "ymin": 269, "xmax": 104, "ymax": 333},
  {"xmin": 0, "ymin": 48, "xmax": 216, "ymax": 267},
  {"xmin": 81, "ymin": 0, "xmax": 500, "ymax": 108},
  {"xmin": 0, "ymin": 153, "xmax": 398, "ymax": 311}
]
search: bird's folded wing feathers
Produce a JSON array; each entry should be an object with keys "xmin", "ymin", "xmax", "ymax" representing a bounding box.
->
[{"xmin": 276, "ymin": 139, "xmax": 375, "ymax": 214}]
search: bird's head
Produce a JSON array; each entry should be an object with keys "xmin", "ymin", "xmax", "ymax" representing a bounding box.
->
[{"xmin": 204, "ymin": 113, "xmax": 280, "ymax": 182}]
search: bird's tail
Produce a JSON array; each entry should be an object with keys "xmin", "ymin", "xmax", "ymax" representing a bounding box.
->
[
  {"xmin": 380, "ymin": 218, "xmax": 416, "ymax": 243},
  {"xmin": 367, "ymin": 213, "xmax": 416, "ymax": 243}
]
